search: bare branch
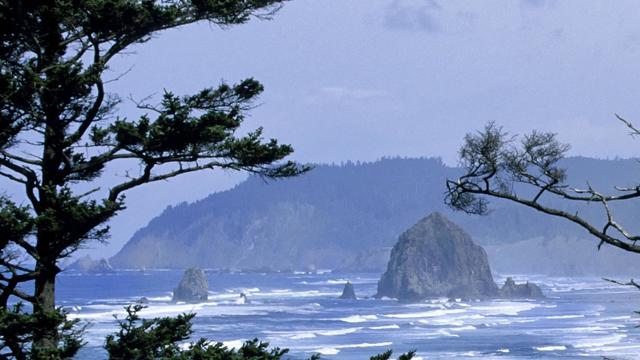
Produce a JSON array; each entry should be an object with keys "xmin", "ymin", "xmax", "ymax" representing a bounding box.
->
[
  {"xmin": 603, "ymin": 278, "xmax": 640, "ymax": 291},
  {"xmin": 446, "ymin": 120, "xmax": 640, "ymax": 254}
]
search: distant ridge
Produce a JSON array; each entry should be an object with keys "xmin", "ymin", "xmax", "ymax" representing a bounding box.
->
[{"xmin": 110, "ymin": 157, "xmax": 640, "ymax": 276}]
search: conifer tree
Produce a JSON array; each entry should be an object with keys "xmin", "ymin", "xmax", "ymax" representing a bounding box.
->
[{"xmin": 0, "ymin": 1, "xmax": 307, "ymax": 356}]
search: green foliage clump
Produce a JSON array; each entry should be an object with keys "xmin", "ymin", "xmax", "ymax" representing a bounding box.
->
[{"xmin": 0, "ymin": 303, "xmax": 84, "ymax": 360}]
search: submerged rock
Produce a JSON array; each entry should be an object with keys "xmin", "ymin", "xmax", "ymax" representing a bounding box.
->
[
  {"xmin": 339, "ymin": 281, "xmax": 357, "ymax": 300},
  {"xmin": 376, "ymin": 212, "xmax": 499, "ymax": 301},
  {"xmin": 66, "ymin": 255, "xmax": 113, "ymax": 273},
  {"xmin": 172, "ymin": 268, "xmax": 208, "ymax": 303},
  {"xmin": 499, "ymin": 277, "xmax": 545, "ymax": 298},
  {"xmin": 237, "ymin": 292, "xmax": 251, "ymax": 304}
]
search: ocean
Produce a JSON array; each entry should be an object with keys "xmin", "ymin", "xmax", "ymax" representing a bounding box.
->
[{"xmin": 58, "ymin": 270, "xmax": 640, "ymax": 359}]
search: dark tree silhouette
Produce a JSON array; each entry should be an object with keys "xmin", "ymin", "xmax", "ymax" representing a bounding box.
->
[
  {"xmin": 446, "ymin": 117, "xmax": 640, "ymax": 254},
  {"xmin": 0, "ymin": 1, "xmax": 308, "ymax": 357}
]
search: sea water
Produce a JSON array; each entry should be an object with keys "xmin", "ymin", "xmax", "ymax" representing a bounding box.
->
[{"xmin": 59, "ymin": 271, "xmax": 640, "ymax": 359}]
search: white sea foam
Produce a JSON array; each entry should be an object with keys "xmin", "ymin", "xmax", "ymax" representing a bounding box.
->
[
  {"xmin": 310, "ymin": 342, "xmax": 394, "ymax": 356},
  {"xmin": 222, "ymin": 339, "xmax": 245, "ymax": 350},
  {"xmin": 573, "ymin": 334, "xmax": 627, "ymax": 349},
  {"xmin": 317, "ymin": 327, "xmax": 362, "ymax": 336},
  {"xmin": 585, "ymin": 344, "xmax": 640, "ymax": 353},
  {"xmin": 473, "ymin": 301, "xmax": 539, "ymax": 316},
  {"xmin": 497, "ymin": 348, "xmax": 510, "ymax": 353},
  {"xmin": 248, "ymin": 289, "xmax": 340, "ymax": 298},
  {"xmin": 369, "ymin": 324, "xmax": 400, "ymax": 330},
  {"xmin": 69, "ymin": 301, "xmax": 288, "ymax": 322},
  {"xmin": 338, "ymin": 342, "xmax": 393, "ymax": 349},
  {"xmin": 340, "ymin": 314, "xmax": 378, "ymax": 323},
  {"xmin": 535, "ymin": 345, "xmax": 567, "ymax": 351},
  {"xmin": 449, "ymin": 325, "xmax": 477, "ymax": 331},
  {"xmin": 313, "ymin": 347, "xmax": 340, "ymax": 355},
  {"xmin": 385, "ymin": 308, "xmax": 466, "ymax": 319},
  {"xmin": 458, "ymin": 351, "xmax": 480, "ymax": 356},
  {"xmin": 420, "ymin": 319, "xmax": 464, "ymax": 326},
  {"xmin": 545, "ymin": 314, "xmax": 585, "ymax": 319},
  {"xmin": 266, "ymin": 327, "xmax": 362, "ymax": 339},
  {"xmin": 303, "ymin": 278, "xmax": 372, "ymax": 286}
]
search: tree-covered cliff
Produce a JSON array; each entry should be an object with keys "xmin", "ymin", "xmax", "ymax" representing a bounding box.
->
[{"xmin": 110, "ymin": 157, "xmax": 640, "ymax": 275}]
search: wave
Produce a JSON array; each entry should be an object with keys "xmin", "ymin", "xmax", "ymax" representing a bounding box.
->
[
  {"xmin": 340, "ymin": 314, "xmax": 378, "ymax": 323},
  {"xmin": 264, "ymin": 327, "xmax": 363, "ymax": 340},
  {"xmin": 472, "ymin": 301, "xmax": 540, "ymax": 316},
  {"xmin": 310, "ymin": 342, "xmax": 393, "ymax": 356},
  {"xmin": 573, "ymin": 334, "xmax": 627, "ymax": 349},
  {"xmin": 369, "ymin": 324, "xmax": 400, "ymax": 330},
  {"xmin": 534, "ymin": 345, "xmax": 566, "ymax": 351},
  {"xmin": 545, "ymin": 314, "xmax": 585, "ymax": 319},
  {"xmin": 384, "ymin": 308, "xmax": 466, "ymax": 319},
  {"xmin": 301, "ymin": 278, "xmax": 377, "ymax": 286},
  {"xmin": 448, "ymin": 325, "xmax": 477, "ymax": 332},
  {"xmin": 317, "ymin": 327, "xmax": 363, "ymax": 336},
  {"xmin": 222, "ymin": 339, "xmax": 245, "ymax": 350}
]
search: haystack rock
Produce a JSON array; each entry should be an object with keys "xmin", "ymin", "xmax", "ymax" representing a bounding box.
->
[
  {"xmin": 172, "ymin": 268, "xmax": 208, "ymax": 302},
  {"xmin": 339, "ymin": 281, "xmax": 357, "ymax": 300},
  {"xmin": 499, "ymin": 277, "xmax": 545, "ymax": 298},
  {"xmin": 376, "ymin": 212, "xmax": 499, "ymax": 301}
]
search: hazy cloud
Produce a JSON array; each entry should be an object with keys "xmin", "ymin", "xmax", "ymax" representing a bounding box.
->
[
  {"xmin": 520, "ymin": 0, "xmax": 552, "ymax": 8},
  {"xmin": 384, "ymin": 0, "xmax": 442, "ymax": 32}
]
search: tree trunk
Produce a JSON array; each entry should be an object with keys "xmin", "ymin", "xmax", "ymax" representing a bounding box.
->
[{"xmin": 32, "ymin": 263, "xmax": 59, "ymax": 353}]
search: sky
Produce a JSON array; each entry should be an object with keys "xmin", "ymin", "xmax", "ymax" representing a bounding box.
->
[{"xmin": 7, "ymin": 0, "xmax": 640, "ymax": 259}]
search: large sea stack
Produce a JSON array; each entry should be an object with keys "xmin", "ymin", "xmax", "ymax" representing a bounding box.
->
[
  {"xmin": 172, "ymin": 268, "xmax": 208, "ymax": 302},
  {"xmin": 376, "ymin": 212, "xmax": 499, "ymax": 301}
]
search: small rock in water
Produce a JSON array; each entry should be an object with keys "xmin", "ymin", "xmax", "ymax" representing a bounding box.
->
[
  {"xmin": 339, "ymin": 281, "xmax": 357, "ymax": 300},
  {"xmin": 499, "ymin": 277, "xmax": 545, "ymax": 298},
  {"xmin": 237, "ymin": 292, "xmax": 251, "ymax": 304},
  {"xmin": 172, "ymin": 268, "xmax": 208, "ymax": 303}
]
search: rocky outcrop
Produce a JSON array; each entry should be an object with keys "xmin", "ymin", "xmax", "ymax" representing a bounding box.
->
[
  {"xmin": 172, "ymin": 268, "xmax": 208, "ymax": 302},
  {"xmin": 66, "ymin": 255, "xmax": 113, "ymax": 273},
  {"xmin": 376, "ymin": 213, "xmax": 499, "ymax": 301},
  {"xmin": 338, "ymin": 282, "xmax": 357, "ymax": 300},
  {"xmin": 499, "ymin": 277, "xmax": 544, "ymax": 298}
]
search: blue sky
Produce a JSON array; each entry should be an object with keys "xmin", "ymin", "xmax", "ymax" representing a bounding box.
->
[{"xmin": 9, "ymin": 0, "xmax": 640, "ymax": 259}]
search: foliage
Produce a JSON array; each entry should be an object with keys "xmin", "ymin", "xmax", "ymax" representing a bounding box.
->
[
  {"xmin": 0, "ymin": 0, "xmax": 308, "ymax": 356},
  {"xmin": 0, "ymin": 303, "xmax": 84, "ymax": 360},
  {"xmin": 368, "ymin": 349, "xmax": 416, "ymax": 360},
  {"xmin": 105, "ymin": 305, "xmax": 415, "ymax": 360}
]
